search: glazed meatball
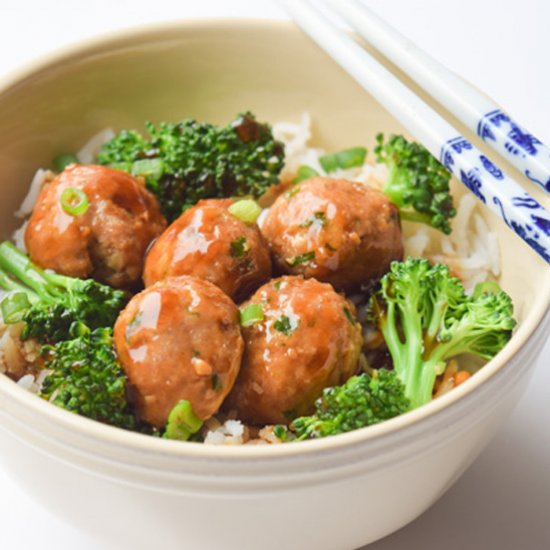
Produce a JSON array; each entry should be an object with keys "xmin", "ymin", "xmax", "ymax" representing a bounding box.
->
[
  {"xmin": 143, "ymin": 198, "xmax": 272, "ymax": 301},
  {"xmin": 25, "ymin": 164, "xmax": 166, "ymax": 288},
  {"xmin": 114, "ymin": 276, "xmax": 244, "ymax": 428},
  {"xmin": 224, "ymin": 276, "xmax": 363, "ymax": 425},
  {"xmin": 260, "ymin": 177, "xmax": 403, "ymax": 290}
]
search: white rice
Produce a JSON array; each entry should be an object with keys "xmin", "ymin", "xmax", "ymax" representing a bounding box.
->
[
  {"xmin": 203, "ymin": 417, "xmax": 246, "ymax": 445},
  {"xmin": 14, "ymin": 169, "xmax": 53, "ymax": 219},
  {"xmin": 11, "ymin": 220, "xmax": 28, "ymax": 253},
  {"xmin": 203, "ymin": 417, "xmax": 282, "ymax": 446},
  {"xmin": 76, "ymin": 127, "xmax": 115, "ymax": 164}
]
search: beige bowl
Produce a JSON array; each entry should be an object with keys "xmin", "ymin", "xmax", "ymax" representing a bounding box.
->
[{"xmin": 0, "ymin": 20, "xmax": 549, "ymax": 550}]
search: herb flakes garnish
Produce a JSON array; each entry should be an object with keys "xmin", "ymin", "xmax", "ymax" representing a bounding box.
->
[
  {"xmin": 285, "ymin": 184, "xmax": 301, "ymax": 199},
  {"xmin": 230, "ymin": 236, "xmax": 249, "ymax": 258},
  {"xmin": 299, "ymin": 211, "xmax": 327, "ymax": 228},
  {"xmin": 273, "ymin": 314, "xmax": 297, "ymax": 335},
  {"xmin": 343, "ymin": 306, "xmax": 355, "ymax": 324},
  {"xmin": 211, "ymin": 374, "xmax": 222, "ymax": 391},
  {"xmin": 285, "ymin": 251, "xmax": 315, "ymax": 267}
]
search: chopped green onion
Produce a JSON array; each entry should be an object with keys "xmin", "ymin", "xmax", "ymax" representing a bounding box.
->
[
  {"xmin": 163, "ymin": 400, "xmax": 203, "ymax": 441},
  {"xmin": 285, "ymin": 251, "xmax": 315, "ymax": 267},
  {"xmin": 108, "ymin": 161, "xmax": 133, "ymax": 173},
  {"xmin": 230, "ymin": 236, "xmax": 249, "ymax": 258},
  {"xmin": 239, "ymin": 303, "xmax": 264, "ymax": 327},
  {"xmin": 53, "ymin": 153, "xmax": 78, "ymax": 172},
  {"xmin": 0, "ymin": 292, "xmax": 31, "ymax": 324},
  {"xmin": 131, "ymin": 158, "xmax": 164, "ymax": 180},
  {"xmin": 285, "ymin": 184, "xmax": 301, "ymax": 199},
  {"xmin": 60, "ymin": 187, "xmax": 89, "ymax": 216},
  {"xmin": 293, "ymin": 165, "xmax": 319, "ymax": 184},
  {"xmin": 273, "ymin": 424, "xmax": 290, "ymax": 441},
  {"xmin": 319, "ymin": 147, "xmax": 367, "ymax": 173},
  {"xmin": 228, "ymin": 199, "xmax": 262, "ymax": 224}
]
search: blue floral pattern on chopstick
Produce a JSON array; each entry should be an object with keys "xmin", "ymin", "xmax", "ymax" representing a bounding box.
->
[
  {"xmin": 440, "ymin": 136, "xmax": 550, "ymax": 263},
  {"xmin": 477, "ymin": 109, "xmax": 550, "ymax": 193}
]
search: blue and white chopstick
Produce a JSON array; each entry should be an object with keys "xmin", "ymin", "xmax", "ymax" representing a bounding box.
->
[
  {"xmin": 325, "ymin": 0, "xmax": 550, "ymax": 196},
  {"xmin": 278, "ymin": 0, "xmax": 550, "ymax": 264}
]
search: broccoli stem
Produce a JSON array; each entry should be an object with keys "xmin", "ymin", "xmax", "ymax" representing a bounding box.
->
[
  {"xmin": 0, "ymin": 241, "xmax": 127, "ymax": 343},
  {"xmin": 378, "ymin": 294, "xmax": 438, "ymax": 409},
  {"xmin": 0, "ymin": 266, "xmax": 31, "ymax": 295},
  {"xmin": 0, "ymin": 241, "xmax": 56, "ymax": 301},
  {"xmin": 373, "ymin": 258, "xmax": 516, "ymax": 411}
]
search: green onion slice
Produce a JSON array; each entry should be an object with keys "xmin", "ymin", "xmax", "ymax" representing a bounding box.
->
[
  {"xmin": 131, "ymin": 158, "xmax": 164, "ymax": 180},
  {"xmin": 228, "ymin": 199, "xmax": 262, "ymax": 224},
  {"xmin": 292, "ymin": 165, "xmax": 319, "ymax": 184},
  {"xmin": 108, "ymin": 161, "xmax": 133, "ymax": 173},
  {"xmin": 53, "ymin": 153, "xmax": 78, "ymax": 172},
  {"xmin": 60, "ymin": 187, "xmax": 89, "ymax": 216},
  {"xmin": 239, "ymin": 303, "xmax": 264, "ymax": 327},
  {"xmin": 319, "ymin": 147, "xmax": 367, "ymax": 173},
  {"xmin": 163, "ymin": 400, "xmax": 203, "ymax": 441},
  {"xmin": 0, "ymin": 292, "xmax": 31, "ymax": 324}
]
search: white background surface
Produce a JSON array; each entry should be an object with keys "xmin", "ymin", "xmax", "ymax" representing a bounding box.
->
[{"xmin": 0, "ymin": 1, "xmax": 549, "ymax": 549}]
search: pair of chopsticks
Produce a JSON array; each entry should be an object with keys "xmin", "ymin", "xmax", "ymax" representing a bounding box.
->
[{"xmin": 279, "ymin": 0, "xmax": 550, "ymax": 265}]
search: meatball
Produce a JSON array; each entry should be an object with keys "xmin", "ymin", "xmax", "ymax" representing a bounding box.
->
[
  {"xmin": 114, "ymin": 276, "xmax": 244, "ymax": 428},
  {"xmin": 25, "ymin": 164, "xmax": 166, "ymax": 288},
  {"xmin": 143, "ymin": 198, "xmax": 272, "ymax": 301},
  {"xmin": 260, "ymin": 176, "xmax": 403, "ymax": 290},
  {"xmin": 224, "ymin": 276, "xmax": 363, "ymax": 425}
]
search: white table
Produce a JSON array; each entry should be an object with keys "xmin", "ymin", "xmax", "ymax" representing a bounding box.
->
[{"xmin": 1, "ymin": 1, "xmax": 549, "ymax": 548}]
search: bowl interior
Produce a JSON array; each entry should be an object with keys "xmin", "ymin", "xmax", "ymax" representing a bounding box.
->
[{"xmin": 0, "ymin": 19, "xmax": 548, "ymax": 454}]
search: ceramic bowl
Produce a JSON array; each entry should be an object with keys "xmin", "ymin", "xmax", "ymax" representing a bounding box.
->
[{"xmin": 0, "ymin": 20, "xmax": 548, "ymax": 550}]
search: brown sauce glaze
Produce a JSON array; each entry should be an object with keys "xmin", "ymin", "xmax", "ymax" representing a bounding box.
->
[
  {"xmin": 143, "ymin": 198, "xmax": 272, "ymax": 301},
  {"xmin": 260, "ymin": 177, "xmax": 403, "ymax": 291},
  {"xmin": 25, "ymin": 164, "xmax": 166, "ymax": 289},
  {"xmin": 224, "ymin": 275, "xmax": 363, "ymax": 425},
  {"xmin": 114, "ymin": 276, "xmax": 244, "ymax": 428}
]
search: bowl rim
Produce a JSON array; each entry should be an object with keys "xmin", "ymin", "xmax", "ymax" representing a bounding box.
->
[{"xmin": 0, "ymin": 17, "xmax": 549, "ymax": 462}]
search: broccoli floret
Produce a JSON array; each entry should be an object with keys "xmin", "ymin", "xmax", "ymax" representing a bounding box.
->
[
  {"xmin": 375, "ymin": 133, "xmax": 456, "ymax": 234},
  {"xmin": 97, "ymin": 112, "xmax": 285, "ymax": 222},
  {"xmin": 0, "ymin": 241, "xmax": 126, "ymax": 343},
  {"xmin": 371, "ymin": 258, "xmax": 516, "ymax": 409},
  {"xmin": 39, "ymin": 326, "xmax": 136, "ymax": 430},
  {"xmin": 290, "ymin": 369, "xmax": 410, "ymax": 439},
  {"xmin": 288, "ymin": 258, "xmax": 516, "ymax": 441}
]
